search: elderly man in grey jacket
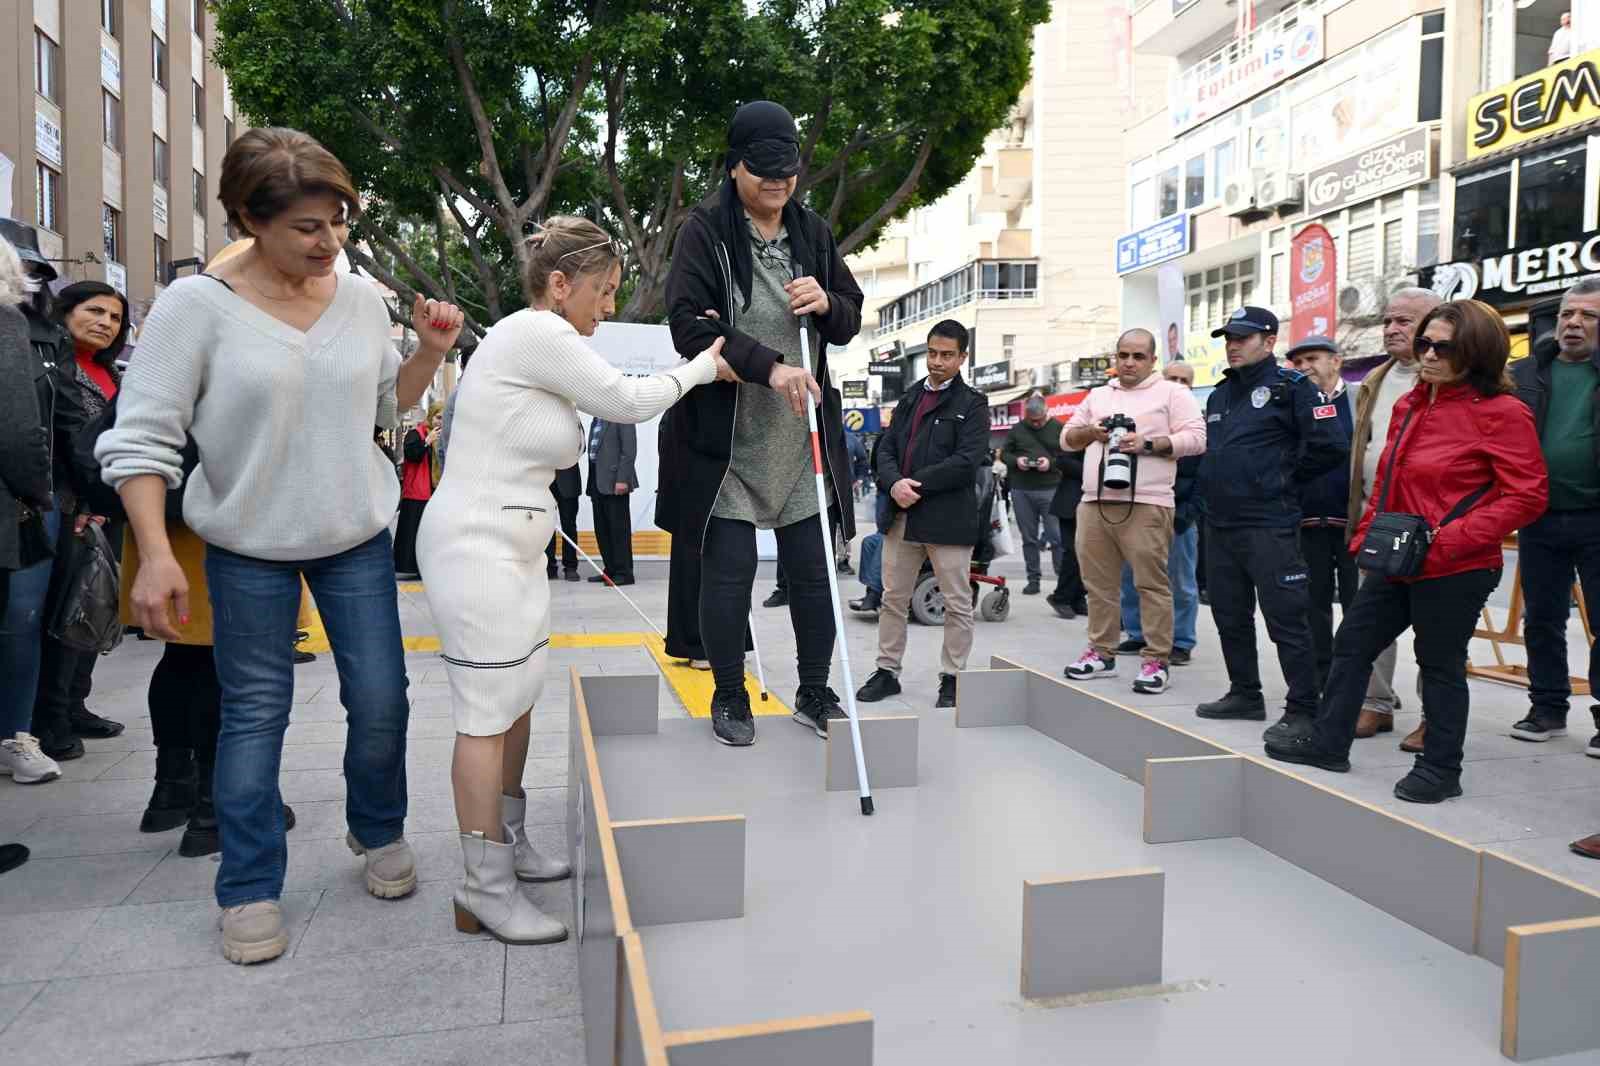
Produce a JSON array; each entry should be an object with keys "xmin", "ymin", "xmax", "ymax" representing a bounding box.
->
[{"xmin": 586, "ymin": 417, "xmax": 638, "ymax": 586}]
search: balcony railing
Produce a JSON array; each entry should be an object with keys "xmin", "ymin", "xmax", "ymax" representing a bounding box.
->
[{"xmin": 871, "ymin": 260, "xmax": 1039, "ymax": 339}]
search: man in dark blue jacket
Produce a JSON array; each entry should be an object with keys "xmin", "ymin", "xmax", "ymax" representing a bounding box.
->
[
  {"xmin": 1286, "ymin": 335, "xmax": 1357, "ymax": 692},
  {"xmin": 1194, "ymin": 308, "xmax": 1348, "ymax": 733}
]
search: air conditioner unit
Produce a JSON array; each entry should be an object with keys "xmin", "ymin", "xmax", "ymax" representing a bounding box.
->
[
  {"xmin": 1223, "ymin": 178, "xmax": 1258, "ymax": 218},
  {"xmin": 1256, "ymin": 172, "xmax": 1304, "ymax": 211},
  {"xmin": 1338, "ymin": 278, "xmax": 1386, "ymax": 322}
]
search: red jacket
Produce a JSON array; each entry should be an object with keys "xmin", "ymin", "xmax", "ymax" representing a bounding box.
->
[
  {"xmin": 1351, "ymin": 383, "xmax": 1547, "ymax": 581},
  {"xmin": 400, "ymin": 425, "xmax": 436, "ymax": 503}
]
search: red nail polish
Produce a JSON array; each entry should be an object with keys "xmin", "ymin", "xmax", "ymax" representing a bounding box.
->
[{"xmin": 180, "ymin": 615, "xmax": 191, "ymax": 625}]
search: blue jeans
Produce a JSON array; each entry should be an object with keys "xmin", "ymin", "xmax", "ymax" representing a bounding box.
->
[
  {"xmin": 859, "ymin": 532, "xmax": 885, "ymax": 595},
  {"xmin": 0, "ymin": 504, "xmax": 61, "ymax": 737},
  {"xmin": 206, "ymin": 530, "xmax": 410, "ymax": 907},
  {"xmin": 1121, "ymin": 524, "xmax": 1199, "ymax": 652}
]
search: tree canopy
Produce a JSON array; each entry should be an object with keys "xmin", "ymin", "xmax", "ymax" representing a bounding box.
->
[{"xmin": 212, "ymin": 0, "xmax": 1049, "ymax": 333}]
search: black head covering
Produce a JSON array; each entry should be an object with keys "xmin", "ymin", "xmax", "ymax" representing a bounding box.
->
[
  {"xmin": 53, "ymin": 280, "xmax": 131, "ymax": 365},
  {"xmin": 719, "ymin": 101, "xmax": 811, "ymax": 314}
]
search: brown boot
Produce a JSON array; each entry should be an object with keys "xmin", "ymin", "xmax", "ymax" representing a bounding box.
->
[
  {"xmin": 1355, "ymin": 708, "xmax": 1394, "ymax": 739},
  {"xmin": 1399, "ymin": 721, "xmax": 1426, "ymax": 754},
  {"xmin": 1571, "ymin": 833, "xmax": 1600, "ymax": 860}
]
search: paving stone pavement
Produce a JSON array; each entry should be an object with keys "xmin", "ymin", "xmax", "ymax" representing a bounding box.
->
[{"xmin": 1, "ymin": 510, "xmax": 1597, "ymax": 1062}]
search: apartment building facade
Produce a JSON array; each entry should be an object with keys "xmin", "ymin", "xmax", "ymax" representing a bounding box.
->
[{"xmin": 3, "ymin": 0, "xmax": 238, "ymax": 314}]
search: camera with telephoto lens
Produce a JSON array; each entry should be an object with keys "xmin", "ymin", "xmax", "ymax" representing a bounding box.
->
[{"xmin": 1100, "ymin": 413, "xmax": 1138, "ymax": 491}]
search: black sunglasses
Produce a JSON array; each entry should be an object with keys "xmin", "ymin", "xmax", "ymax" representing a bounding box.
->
[{"xmin": 1413, "ymin": 337, "xmax": 1458, "ymax": 358}]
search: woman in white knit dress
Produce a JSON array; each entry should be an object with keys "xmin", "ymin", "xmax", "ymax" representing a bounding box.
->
[{"xmin": 418, "ymin": 217, "xmax": 731, "ymax": 944}]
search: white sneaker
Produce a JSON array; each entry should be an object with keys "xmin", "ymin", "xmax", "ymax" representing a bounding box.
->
[
  {"xmin": 1133, "ymin": 660, "xmax": 1169, "ymax": 695},
  {"xmin": 0, "ymin": 734, "xmax": 61, "ymax": 784},
  {"xmin": 1064, "ymin": 649, "xmax": 1117, "ymax": 681}
]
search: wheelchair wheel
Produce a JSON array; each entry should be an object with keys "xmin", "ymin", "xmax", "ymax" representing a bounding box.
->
[
  {"xmin": 910, "ymin": 573, "xmax": 945, "ymax": 626},
  {"xmin": 980, "ymin": 587, "xmax": 1010, "ymax": 622}
]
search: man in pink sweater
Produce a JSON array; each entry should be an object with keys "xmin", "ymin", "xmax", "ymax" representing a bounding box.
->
[{"xmin": 1060, "ymin": 329, "xmax": 1206, "ymax": 694}]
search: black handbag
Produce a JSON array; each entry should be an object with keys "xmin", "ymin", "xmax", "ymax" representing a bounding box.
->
[
  {"xmin": 1357, "ymin": 407, "xmax": 1492, "ymax": 578},
  {"xmin": 47, "ymin": 522, "xmax": 123, "ymax": 655}
]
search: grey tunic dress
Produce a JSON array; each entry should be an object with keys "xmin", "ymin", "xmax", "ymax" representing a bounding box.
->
[{"xmin": 711, "ymin": 220, "xmax": 821, "ymax": 529}]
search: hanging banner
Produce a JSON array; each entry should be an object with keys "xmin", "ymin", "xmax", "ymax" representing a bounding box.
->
[
  {"xmin": 1157, "ymin": 264, "xmax": 1186, "ymax": 364},
  {"xmin": 1289, "ymin": 223, "xmax": 1337, "ymax": 343}
]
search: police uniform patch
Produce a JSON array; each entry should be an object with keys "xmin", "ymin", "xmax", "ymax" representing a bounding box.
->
[
  {"xmin": 1250, "ymin": 386, "xmax": 1271, "ymax": 409},
  {"xmin": 1312, "ymin": 404, "xmax": 1337, "ymax": 420},
  {"xmin": 1207, "ymin": 413, "xmax": 1222, "ymax": 423}
]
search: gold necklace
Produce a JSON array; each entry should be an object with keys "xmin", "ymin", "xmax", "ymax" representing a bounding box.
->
[{"xmin": 243, "ymin": 270, "xmax": 309, "ymax": 303}]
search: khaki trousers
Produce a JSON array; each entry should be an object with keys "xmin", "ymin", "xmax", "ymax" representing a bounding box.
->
[
  {"xmin": 876, "ymin": 515, "xmax": 976, "ymax": 677},
  {"xmin": 1076, "ymin": 502, "xmax": 1174, "ymax": 661}
]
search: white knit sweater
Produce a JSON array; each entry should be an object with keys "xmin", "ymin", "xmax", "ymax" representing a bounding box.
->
[{"xmin": 96, "ymin": 273, "xmax": 403, "ymax": 561}]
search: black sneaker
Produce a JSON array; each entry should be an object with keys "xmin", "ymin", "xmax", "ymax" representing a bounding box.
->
[
  {"xmin": 936, "ymin": 674, "xmax": 957, "ymax": 709},
  {"xmin": 1117, "ymin": 638, "xmax": 1147, "ymax": 654},
  {"xmin": 1393, "ymin": 766, "xmax": 1462, "ymax": 804},
  {"xmin": 710, "ymin": 691, "xmax": 755, "ymax": 747},
  {"xmin": 1196, "ymin": 692, "xmax": 1266, "ymax": 721},
  {"xmin": 1022, "ymin": 579, "xmax": 1041, "ymax": 596},
  {"xmin": 763, "ymin": 588, "xmax": 789, "ymax": 608},
  {"xmin": 793, "ymin": 685, "xmax": 847, "ymax": 739},
  {"xmin": 1263, "ymin": 731, "xmax": 1351, "ymax": 773},
  {"xmin": 1169, "ymin": 647, "xmax": 1192, "ymax": 666},
  {"xmin": 69, "ymin": 707, "xmax": 125, "ymax": 739},
  {"xmin": 856, "ymin": 669, "xmax": 902, "ymax": 703},
  {"xmin": 0, "ymin": 843, "xmax": 28, "ymax": 876},
  {"xmin": 1510, "ymin": 715, "xmax": 1567, "ymax": 742},
  {"xmin": 1263, "ymin": 712, "xmax": 1314, "ymax": 744},
  {"xmin": 563, "ymin": 569, "xmax": 581, "ymax": 583},
  {"xmin": 1589, "ymin": 733, "xmax": 1600, "ymax": 759}
]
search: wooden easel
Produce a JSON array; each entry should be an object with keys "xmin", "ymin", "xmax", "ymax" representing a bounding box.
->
[{"xmin": 1467, "ymin": 535, "xmax": 1594, "ymax": 694}]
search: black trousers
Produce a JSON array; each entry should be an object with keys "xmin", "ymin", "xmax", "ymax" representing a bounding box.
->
[
  {"xmin": 31, "ymin": 518, "xmax": 101, "ymax": 742},
  {"xmin": 393, "ymin": 498, "xmax": 427, "ymax": 574},
  {"xmin": 544, "ymin": 495, "xmax": 580, "ymax": 574},
  {"xmin": 1300, "ymin": 524, "xmax": 1359, "ymax": 689},
  {"xmin": 1311, "ymin": 568, "xmax": 1501, "ymax": 777},
  {"xmin": 149, "ymin": 641, "xmax": 222, "ymax": 762},
  {"xmin": 591, "ymin": 493, "xmax": 634, "ymax": 580},
  {"xmin": 1518, "ymin": 508, "xmax": 1600, "ymax": 723},
  {"xmin": 1205, "ymin": 523, "xmax": 1319, "ymax": 713},
  {"xmin": 1049, "ymin": 516, "xmax": 1087, "ymax": 608},
  {"xmin": 701, "ymin": 515, "xmax": 834, "ymax": 695}
]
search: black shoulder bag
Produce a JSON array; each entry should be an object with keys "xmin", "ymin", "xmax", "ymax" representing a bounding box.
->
[{"xmin": 1357, "ymin": 407, "xmax": 1492, "ymax": 578}]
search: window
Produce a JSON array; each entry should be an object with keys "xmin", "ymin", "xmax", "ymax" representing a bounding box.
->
[
  {"xmin": 192, "ymin": 0, "xmax": 205, "ymax": 35},
  {"xmin": 1383, "ymin": 220, "xmax": 1404, "ymax": 274},
  {"xmin": 35, "ymin": 164, "xmax": 61, "ymax": 232},
  {"xmin": 103, "ymin": 91, "xmax": 123, "ymax": 152},
  {"xmin": 154, "ymin": 234, "xmax": 169, "ymax": 284},
  {"xmin": 1516, "ymin": 143, "xmax": 1586, "ymax": 248},
  {"xmin": 1347, "ymin": 224, "xmax": 1376, "ymax": 280},
  {"xmin": 34, "ymin": 30, "xmax": 60, "ymax": 102},
  {"xmin": 192, "ymin": 80, "xmax": 205, "ymax": 126},
  {"xmin": 102, "ymin": 0, "xmax": 119, "ymax": 36},
  {"xmin": 1416, "ymin": 209, "xmax": 1440, "ymax": 268},
  {"xmin": 1453, "ymin": 164, "xmax": 1512, "ymax": 259},
  {"xmin": 1158, "ymin": 166, "xmax": 1179, "ymax": 218},
  {"xmin": 1188, "ymin": 258, "xmax": 1258, "ymax": 332},
  {"xmin": 1209, "ymin": 141, "xmax": 1236, "ymax": 201},
  {"xmin": 103, "ymin": 205, "xmax": 123, "ymax": 264},
  {"xmin": 192, "ymin": 170, "xmax": 206, "ymax": 216},
  {"xmin": 153, "ymin": 135, "xmax": 170, "ymax": 189},
  {"xmin": 979, "ymin": 261, "xmax": 1038, "ymax": 299},
  {"xmin": 1184, "ymin": 155, "xmax": 1205, "ymax": 209},
  {"xmin": 152, "ymin": 34, "xmax": 168, "ymax": 89},
  {"xmin": 1002, "ymin": 334, "xmax": 1016, "ymax": 360},
  {"xmin": 1419, "ymin": 13, "xmax": 1444, "ymax": 123}
]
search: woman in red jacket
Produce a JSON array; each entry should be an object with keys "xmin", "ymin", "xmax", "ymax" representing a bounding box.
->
[
  {"xmin": 393, "ymin": 402, "xmax": 441, "ymax": 579},
  {"xmin": 1265, "ymin": 299, "xmax": 1547, "ymax": 802}
]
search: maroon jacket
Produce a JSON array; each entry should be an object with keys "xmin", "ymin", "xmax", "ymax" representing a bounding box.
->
[{"xmin": 1351, "ymin": 382, "xmax": 1547, "ymax": 581}]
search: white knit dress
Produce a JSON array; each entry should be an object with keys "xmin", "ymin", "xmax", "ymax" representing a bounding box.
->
[{"xmin": 417, "ymin": 310, "xmax": 716, "ymax": 736}]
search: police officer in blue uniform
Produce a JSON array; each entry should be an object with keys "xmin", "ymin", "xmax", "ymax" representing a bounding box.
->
[{"xmin": 1195, "ymin": 307, "xmax": 1349, "ymax": 733}]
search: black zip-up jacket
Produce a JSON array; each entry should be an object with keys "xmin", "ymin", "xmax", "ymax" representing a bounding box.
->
[
  {"xmin": 660, "ymin": 196, "xmax": 864, "ymax": 546},
  {"xmin": 1511, "ymin": 341, "xmax": 1600, "ymax": 474},
  {"xmin": 23, "ymin": 301, "xmax": 88, "ymax": 510},
  {"xmin": 1197, "ymin": 358, "xmax": 1348, "ymax": 529},
  {"xmin": 876, "ymin": 375, "xmax": 991, "ymax": 546}
]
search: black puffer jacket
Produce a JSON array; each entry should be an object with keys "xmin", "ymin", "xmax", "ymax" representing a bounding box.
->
[{"xmin": 0, "ymin": 304, "xmax": 54, "ymax": 570}]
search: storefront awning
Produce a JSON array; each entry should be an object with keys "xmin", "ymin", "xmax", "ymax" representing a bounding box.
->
[
  {"xmin": 1451, "ymin": 117, "xmax": 1600, "ymax": 174},
  {"xmin": 981, "ymin": 384, "xmax": 1037, "ymax": 408}
]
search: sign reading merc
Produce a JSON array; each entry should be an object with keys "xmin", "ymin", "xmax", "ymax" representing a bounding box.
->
[
  {"xmin": 1420, "ymin": 230, "xmax": 1600, "ymax": 308},
  {"xmin": 1304, "ymin": 128, "xmax": 1430, "ymax": 214},
  {"xmin": 1469, "ymin": 48, "xmax": 1600, "ymax": 159}
]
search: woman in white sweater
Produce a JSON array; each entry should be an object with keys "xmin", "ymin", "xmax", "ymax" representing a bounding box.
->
[
  {"xmin": 419, "ymin": 217, "xmax": 731, "ymax": 944},
  {"xmin": 97, "ymin": 129, "xmax": 465, "ymax": 965}
]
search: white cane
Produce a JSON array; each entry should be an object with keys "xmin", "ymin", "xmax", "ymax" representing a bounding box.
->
[
  {"xmin": 556, "ymin": 529, "xmax": 667, "ymax": 643},
  {"xmin": 796, "ymin": 317, "xmax": 875, "ymax": 816},
  {"xmin": 747, "ymin": 613, "xmax": 771, "ymax": 702}
]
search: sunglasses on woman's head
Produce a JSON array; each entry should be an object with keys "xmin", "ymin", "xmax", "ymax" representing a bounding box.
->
[
  {"xmin": 1413, "ymin": 337, "xmax": 1457, "ymax": 358},
  {"xmin": 556, "ymin": 239, "xmax": 625, "ymax": 263}
]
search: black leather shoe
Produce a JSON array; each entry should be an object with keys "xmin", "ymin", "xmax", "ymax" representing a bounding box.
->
[
  {"xmin": 1049, "ymin": 599, "xmax": 1077, "ymax": 620},
  {"xmin": 793, "ymin": 686, "xmax": 846, "ymax": 738},
  {"xmin": 763, "ymin": 588, "xmax": 789, "ymax": 608},
  {"xmin": 69, "ymin": 707, "xmax": 125, "ymax": 739},
  {"xmin": 1117, "ymin": 638, "xmax": 1146, "ymax": 654},
  {"xmin": 1393, "ymin": 767, "xmax": 1462, "ymax": 804},
  {"xmin": 563, "ymin": 569, "xmax": 581, "ymax": 583},
  {"xmin": 141, "ymin": 748, "xmax": 198, "ymax": 833},
  {"xmin": 849, "ymin": 589, "xmax": 882, "ymax": 614},
  {"xmin": 710, "ymin": 690, "xmax": 755, "ymax": 747},
  {"xmin": 936, "ymin": 674, "xmax": 957, "ymax": 709},
  {"xmin": 1169, "ymin": 647, "xmax": 1192, "ymax": 666},
  {"xmin": 39, "ymin": 732, "xmax": 84, "ymax": 761},
  {"xmin": 1022, "ymin": 579, "xmax": 1041, "ymax": 596},
  {"xmin": 547, "ymin": 568, "xmax": 559, "ymax": 580},
  {"xmin": 1262, "ymin": 712, "xmax": 1314, "ymax": 744},
  {"xmin": 856, "ymin": 669, "xmax": 902, "ymax": 703},
  {"xmin": 588, "ymin": 573, "xmax": 611, "ymax": 584},
  {"xmin": 1264, "ymin": 732, "xmax": 1351, "ymax": 773},
  {"xmin": 1196, "ymin": 692, "xmax": 1266, "ymax": 721},
  {"xmin": 0, "ymin": 844, "xmax": 28, "ymax": 876}
]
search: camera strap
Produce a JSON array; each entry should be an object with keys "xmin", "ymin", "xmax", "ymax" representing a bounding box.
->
[{"xmin": 1095, "ymin": 449, "xmax": 1139, "ymax": 527}]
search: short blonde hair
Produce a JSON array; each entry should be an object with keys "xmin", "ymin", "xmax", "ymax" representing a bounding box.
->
[{"xmin": 0, "ymin": 236, "xmax": 34, "ymax": 308}]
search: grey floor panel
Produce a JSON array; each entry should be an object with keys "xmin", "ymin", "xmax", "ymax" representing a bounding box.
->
[
  {"xmin": 600, "ymin": 713, "xmax": 1563, "ymax": 1064},
  {"xmin": 240, "ymin": 1017, "xmax": 585, "ymax": 1066}
]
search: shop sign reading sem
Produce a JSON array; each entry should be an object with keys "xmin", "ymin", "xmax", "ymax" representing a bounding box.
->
[
  {"xmin": 1468, "ymin": 48, "xmax": 1600, "ymax": 159},
  {"xmin": 1304, "ymin": 128, "xmax": 1430, "ymax": 214}
]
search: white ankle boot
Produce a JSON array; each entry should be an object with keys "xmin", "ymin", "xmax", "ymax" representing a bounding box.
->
[
  {"xmin": 501, "ymin": 793, "xmax": 572, "ymax": 883},
  {"xmin": 453, "ymin": 829, "xmax": 569, "ymax": 945}
]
